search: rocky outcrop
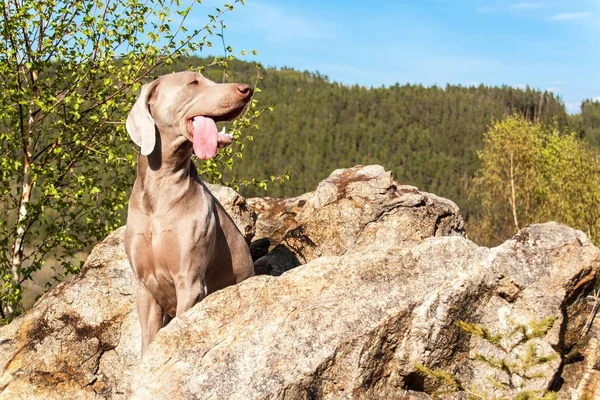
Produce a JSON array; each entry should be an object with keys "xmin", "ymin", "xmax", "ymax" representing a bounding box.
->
[
  {"xmin": 0, "ymin": 227, "xmax": 137, "ymax": 399},
  {"xmin": 251, "ymin": 165, "xmax": 466, "ymax": 275},
  {"xmin": 129, "ymin": 222, "xmax": 598, "ymax": 400},
  {"xmin": 0, "ymin": 165, "xmax": 598, "ymax": 400},
  {"xmin": 247, "ymin": 192, "xmax": 312, "ymax": 245}
]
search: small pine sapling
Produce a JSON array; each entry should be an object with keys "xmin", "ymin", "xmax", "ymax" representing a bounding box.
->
[{"xmin": 415, "ymin": 316, "xmax": 558, "ymax": 400}]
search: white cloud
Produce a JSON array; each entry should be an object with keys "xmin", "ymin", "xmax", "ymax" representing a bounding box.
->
[
  {"xmin": 510, "ymin": 3, "xmax": 543, "ymax": 10},
  {"xmin": 514, "ymin": 83, "xmax": 528, "ymax": 89},
  {"xmin": 548, "ymin": 12, "xmax": 591, "ymax": 21}
]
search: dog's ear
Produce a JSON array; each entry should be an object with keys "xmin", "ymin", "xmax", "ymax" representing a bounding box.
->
[{"xmin": 126, "ymin": 80, "xmax": 160, "ymax": 156}]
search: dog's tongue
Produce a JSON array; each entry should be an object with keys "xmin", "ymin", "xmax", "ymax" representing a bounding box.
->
[{"xmin": 192, "ymin": 116, "xmax": 218, "ymax": 159}]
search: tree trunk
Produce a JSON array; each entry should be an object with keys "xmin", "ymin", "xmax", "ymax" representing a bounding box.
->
[
  {"xmin": 5, "ymin": 149, "xmax": 32, "ymax": 318},
  {"xmin": 5, "ymin": 69, "xmax": 36, "ymax": 317},
  {"xmin": 509, "ymin": 153, "xmax": 520, "ymax": 232}
]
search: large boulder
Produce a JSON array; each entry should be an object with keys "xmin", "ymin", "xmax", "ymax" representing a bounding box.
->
[
  {"xmin": 129, "ymin": 222, "xmax": 599, "ymax": 399},
  {"xmin": 251, "ymin": 165, "xmax": 466, "ymax": 275},
  {"xmin": 0, "ymin": 165, "xmax": 598, "ymax": 400},
  {"xmin": 0, "ymin": 227, "xmax": 137, "ymax": 399}
]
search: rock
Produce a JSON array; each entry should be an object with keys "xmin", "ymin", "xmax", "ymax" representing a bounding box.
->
[
  {"xmin": 248, "ymin": 237, "xmax": 271, "ymax": 262},
  {"xmin": 1, "ymin": 166, "xmax": 598, "ymax": 400},
  {"xmin": 247, "ymin": 192, "xmax": 312, "ymax": 245},
  {"xmin": 253, "ymin": 244, "xmax": 301, "ymax": 276},
  {"xmin": 129, "ymin": 223, "xmax": 599, "ymax": 400},
  {"xmin": 0, "ymin": 227, "xmax": 138, "ymax": 399},
  {"xmin": 288, "ymin": 165, "xmax": 465, "ymax": 257},
  {"xmin": 131, "ymin": 237, "xmax": 488, "ymax": 399},
  {"xmin": 462, "ymin": 223, "xmax": 599, "ymax": 398},
  {"xmin": 249, "ymin": 165, "xmax": 466, "ymax": 274},
  {"xmin": 557, "ymin": 301, "xmax": 600, "ymax": 399},
  {"xmin": 561, "ymin": 335, "xmax": 600, "ymax": 399}
]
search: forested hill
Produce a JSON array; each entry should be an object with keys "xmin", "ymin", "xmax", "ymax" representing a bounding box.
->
[{"xmin": 161, "ymin": 57, "xmax": 588, "ymax": 222}]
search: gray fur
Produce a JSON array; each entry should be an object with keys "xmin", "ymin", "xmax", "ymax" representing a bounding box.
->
[{"xmin": 124, "ymin": 71, "xmax": 254, "ymax": 356}]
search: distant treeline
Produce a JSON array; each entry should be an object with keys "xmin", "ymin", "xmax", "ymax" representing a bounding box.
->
[{"xmin": 158, "ymin": 57, "xmax": 600, "ymax": 241}]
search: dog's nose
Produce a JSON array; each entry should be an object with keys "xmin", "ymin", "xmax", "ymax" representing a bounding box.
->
[{"xmin": 237, "ymin": 84, "xmax": 253, "ymax": 97}]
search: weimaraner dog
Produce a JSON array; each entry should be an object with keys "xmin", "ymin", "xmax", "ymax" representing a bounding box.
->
[{"xmin": 124, "ymin": 71, "xmax": 255, "ymax": 356}]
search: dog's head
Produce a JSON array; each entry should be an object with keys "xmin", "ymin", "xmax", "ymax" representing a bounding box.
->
[{"xmin": 126, "ymin": 71, "xmax": 253, "ymax": 159}]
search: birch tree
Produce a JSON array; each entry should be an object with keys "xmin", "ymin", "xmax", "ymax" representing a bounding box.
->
[
  {"xmin": 472, "ymin": 115, "xmax": 544, "ymax": 244},
  {"xmin": 0, "ymin": 0, "xmax": 255, "ymax": 321},
  {"xmin": 472, "ymin": 114, "xmax": 600, "ymax": 246}
]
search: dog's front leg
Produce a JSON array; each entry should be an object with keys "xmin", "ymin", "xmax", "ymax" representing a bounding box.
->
[
  {"xmin": 175, "ymin": 279, "xmax": 206, "ymax": 317},
  {"xmin": 136, "ymin": 283, "xmax": 164, "ymax": 356}
]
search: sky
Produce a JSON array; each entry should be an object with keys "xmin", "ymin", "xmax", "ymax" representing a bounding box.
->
[{"xmin": 195, "ymin": 0, "xmax": 600, "ymax": 113}]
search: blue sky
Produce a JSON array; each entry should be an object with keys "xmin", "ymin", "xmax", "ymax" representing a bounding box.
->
[{"xmin": 197, "ymin": 0, "xmax": 600, "ymax": 113}]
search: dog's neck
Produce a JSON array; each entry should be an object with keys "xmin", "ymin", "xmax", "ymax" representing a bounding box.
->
[{"xmin": 134, "ymin": 133, "xmax": 199, "ymax": 213}]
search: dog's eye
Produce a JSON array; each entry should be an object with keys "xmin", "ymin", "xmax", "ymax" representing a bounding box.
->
[{"xmin": 190, "ymin": 80, "xmax": 199, "ymax": 86}]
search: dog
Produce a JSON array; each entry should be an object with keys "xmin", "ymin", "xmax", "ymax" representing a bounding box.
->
[{"xmin": 124, "ymin": 71, "xmax": 255, "ymax": 356}]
